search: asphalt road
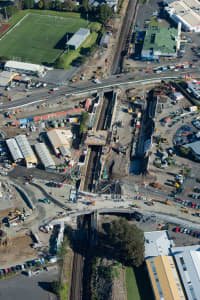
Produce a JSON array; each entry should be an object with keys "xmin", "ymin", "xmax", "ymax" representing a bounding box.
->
[
  {"xmin": 1, "ymin": 70, "xmax": 199, "ymax": 111},
  {"xmin": 0, "ymin": 269, "xmax": 58, "ymax": 300}
]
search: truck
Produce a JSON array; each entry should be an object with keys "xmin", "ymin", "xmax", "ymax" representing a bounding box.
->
[
  {"xmin": 136, "ymin": 121, "xmax": 140, "ymax": 128},
  {"xmin": 189, "ymin": 106, "xmax": 198, "ymax": 112}
]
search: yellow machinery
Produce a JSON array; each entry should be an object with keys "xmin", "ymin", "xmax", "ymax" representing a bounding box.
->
[{"xmin": 181, "ymin": 208, "xmax": 188, "ymax": 213}]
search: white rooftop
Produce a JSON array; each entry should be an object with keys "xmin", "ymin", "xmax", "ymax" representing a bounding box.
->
[
  {"xmin": 144, "ymin": 230, "xmax": 173, "ymax": 259},
  {"xmin": 67, "ymin": 28, "xmax": 90, "ymax": 48},
  {"xmin": 172, "ymin": 245, "xmax": 200, "ymax": 300},
  {"xmin": 6, "ymin": 138, "xmax": 23, "ymax": 162},
  {"xmin": 34, "ymin": 143, "xmax": 56, "ymax": 169},
  {"xmin": 166, "ymin": 0, "xmax": 200, "ymax": 30},
  {"xmin": 5, "ymin": 60, "xmax": 45, "ymax": 73},
  {"xmin": 15, "ymin": 134, "xmax": 37, "ymax": 164}
]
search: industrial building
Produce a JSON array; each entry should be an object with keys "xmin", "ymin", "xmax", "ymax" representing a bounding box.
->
[
  {"xmin": 141, "ymin": 25, "xmax": 178, "ymax": 61},
  {"xmin": 0, "ymin": 71, "xmax": 17, "ymax": 87},
  {"xmin": 15, "ymin": 135, "xmax": 37, "ymax": 168},
  {"xmin": 34, "ymin": 143, "xmax": 56, "ymax": 172},
  {"xmin": 146, "ymin": 255, "xmax": 186, "ymax": 300},
  {"xmin": 144, "ymin": 231, "xmax": 174, "ymax": 259},
  {"xmin": 172, "ymin": 245, "xmax": 200, "ymax": 300},
  {"xmin": 187, "ymin": 80, "xmax": 200, "ymax": 99},
  {"xmin": 164, "ymin": 0, "xmax": 200, "ymax": 32},
  {"xmin": 183, "ymin": 141, "xmax": 200, "ymax": 160},
  {"xmin": 6, "ymin": 138, "xmax": 23, "ymax": 162},
  {"xmin": 66, "ymin": 28, "xmax": 90, "ymax": 50},
  {"xmin": 47, "ymin": 129, "xmax": 72, "ymax": 157},
  {"xmin": 4, "ymin": 61, "xmax": 46, "ymax": 77}
]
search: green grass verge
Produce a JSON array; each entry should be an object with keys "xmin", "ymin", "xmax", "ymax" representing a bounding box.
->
[
  {"xmin": 59, "ymin": 282, "xmax": 69, "ymax": 300},
  {"xmin": 60, "ymin": 31, "xmax": 98, "ymax": 69},
  {"xmin": 0, "ymin": 12, "xmax": 89, "ymax": 64},
  {"xmin": 126, "ymin": 267, "xmax": 140, "ymax": 300}
]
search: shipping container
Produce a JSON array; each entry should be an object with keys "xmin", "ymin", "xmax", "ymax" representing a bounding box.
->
[
  {"xmin": 19, "ymin": 118, "xmax": 28, "ymax": 125},
  {"xmin": 11, "ymin": 120, "xmax": 20, "ymax": 126},
  {"xmin": 28, "ymin": 117, "xmax": 34, "ymax": 122},
  {"xmin": 85, "ymin": 98, "xmax": 92, "ymax": 111},
  {"xmin": 33, "ymin": 108, "xmax": 82, "ymax": 122},
  {"xmin": 189, "ymin": 106, "xmax": 198, "ymax": 112}
]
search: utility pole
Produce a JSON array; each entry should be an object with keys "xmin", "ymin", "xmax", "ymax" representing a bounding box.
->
[{"xmin": 66, "ymin": 34, "xmax": 69, "ymax": 53}]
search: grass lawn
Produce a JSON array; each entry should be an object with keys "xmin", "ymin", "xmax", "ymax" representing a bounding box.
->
[
  {"xmin": 126, "ymin": 267, "xmax": 140, "ymax": 300},
  {"xmin": 0, "ymin": 12, "xmax": 89, "ymax": 64}
]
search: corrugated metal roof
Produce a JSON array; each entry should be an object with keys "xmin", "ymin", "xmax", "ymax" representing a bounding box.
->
[
  {"xmin": 67, "ymin": 28, "xmax": 90, "ymax": 49},
  {"xmin": 35, "ymin": 143, "xmax": 56, "ymax": 169},
  {"xmin": 172, "ymin": 245, "xmax": 200, "ymax": 300},
  {"xmin": 15, "ymin": 135, "xmax": 37, "ymax": 164},
  {"xmin": 146, "ymin": 256, "xmax": 186, "ymax": 300},
  {"xmin": 6, "ymin": 138, "xmax": 23, "ymax": 162},
  {"xmin": 184, "ymin": 141, "xmax": 200, "ymax": 156},
  {"xmin": 59, "ymin": 145, "xmax": 71, "ymax": 157}
]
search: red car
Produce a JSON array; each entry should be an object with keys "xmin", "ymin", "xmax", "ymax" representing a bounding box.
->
[
  {"xmin": 49, "ymin": 91, "xmax": 54, "ymax": 94},
  {"xmin": 175, "ymin": 227, "xmax": 180, "ymax": 232}
]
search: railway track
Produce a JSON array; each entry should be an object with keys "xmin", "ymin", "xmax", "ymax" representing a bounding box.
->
[
  {"xmin": 111, "ymin": 0, "xmax": 139, "ymax": 74},
  {"xmin": 70, "ymin": 252, "xmax": 84, "ymax": 300}
]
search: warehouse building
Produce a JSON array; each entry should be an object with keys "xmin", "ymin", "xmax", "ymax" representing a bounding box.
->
[
  {"xmin": 15, "ymin": 135, "xmax": 37, "ymax": 168},
  {"xmin": 6, "ymin": 138, "xmax": 23, "ymax": 162},
  {"xmin": 172, "ymin": 245, "xmax": 200, "ymax": 300},
  {"xmin": 47, "ymin": 129, "xmax": 72, "ymax": 157},
  {"xmin": 34, "ymin": 143, "xmax": 56, "ymax": 172},
  {"xmin": 0, "ymin": 71, "xmax": 17, "ymax": 87},
  {"xmin": 164, "ymin": 0, "xmax": 200, "ymax": 32},
  {"xmin": 144, "ymin": 231, "xmax": 174, "ymax": 259},
  {"xmin": 66, "ymin": 28, "xmax": 90, "ymax": 50},
  {"xmin": 187, "ymin": 80, "xmax": 200, "ymax": 99},
  {"xmin": 146, "ymin": 255, "xmax": 186, "ymax": 300},
  {"xmin": 141, "ymin": 26, "xmax": 178, "ymax": 61},
  {"xmin": 4, "ymin": 61, "xmax": 46, "ymax": 77},
  {"xmin": 183, "ymin": 141, "xmax": 200, "ymax": 160}
]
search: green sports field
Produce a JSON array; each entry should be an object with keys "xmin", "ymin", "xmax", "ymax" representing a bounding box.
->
[{"xmin": 0, "ymin": 13, "xmax": 88, "ymax": 64}]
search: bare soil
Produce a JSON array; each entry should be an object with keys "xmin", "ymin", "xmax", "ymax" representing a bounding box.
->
[{"xmin": 0, "ymin": 233, "xmax": 37, "ymax": 268}]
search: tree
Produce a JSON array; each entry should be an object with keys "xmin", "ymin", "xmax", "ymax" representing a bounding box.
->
[
  {"xmin": 43, "ymin": 0, "xmax": 51, "ymax": 9},
  {"xmin": 23, "ymin": 0, "xmax": 34, "ymax": 9},
  {"xmin": 82, "ymin": 0, "xmax": 89, "ymax": 12},
  {"xmin": 63, "ymin": 0, "xmax": 76, "ymax": 11},
  {"xmin": 80, "ymin": 111, "xmax": 89, "ymax": 133},
  {"xmin": 55, "ymin": 0, "xmax": 62, "ymax": 11},
  {"xmin": 179, "ymin": 146, "xmax": 191, "ymax": 156},
  {"xmin": 38, "ymin": 0, "xmax": 44, "ymax": 9},
  {"xmin": 6, "ymin": 5, "xmax": 19, "ymax": 18},
  {"xmin": 0, "ymin": 56, "xmax": 8, "ymax": 63},
  {"xmin": 51, "ymin": 281, "xmax": 61, "ymax": 294},
  {"xmin": 105, "ymin": 218, "xmax": 145, "ymax": 267},
  {"xmin": 98, "ymin": 4, "xmax": 112, "ymax": 24}
]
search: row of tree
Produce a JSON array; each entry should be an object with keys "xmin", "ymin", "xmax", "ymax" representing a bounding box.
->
[{"xmin": 5, "ymin": 0, "xmax": 113, "ymax": 24}]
